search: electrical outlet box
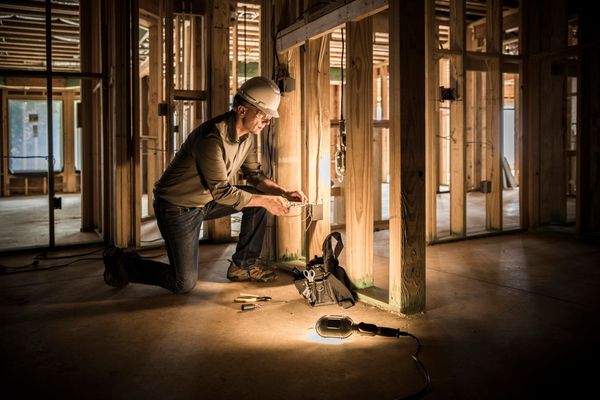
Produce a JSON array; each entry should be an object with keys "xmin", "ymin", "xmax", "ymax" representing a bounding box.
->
[
  {"xmin": 310, "ymin": 203, "xmax": 324, "ymax": 221},
  {"xmin": 277, "ymin": 76, "xmax": 295, "ymax": 94}
]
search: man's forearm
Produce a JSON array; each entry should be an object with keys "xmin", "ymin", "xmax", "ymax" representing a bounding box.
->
[{"xmin": 256, "ymin": 179, "xmax": 287, "ymax": 196}]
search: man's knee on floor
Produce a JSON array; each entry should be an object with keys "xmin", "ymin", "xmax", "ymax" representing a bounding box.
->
[{"xmin": 172, "ymin": 278, "xmax": 197, "ymax": 294}]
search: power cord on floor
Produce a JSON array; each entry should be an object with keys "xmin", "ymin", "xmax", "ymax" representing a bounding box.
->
[
  {"xmin": 315, "ymin": 315, "xmax": 431, "ymax": 399},
  {"xmin": 0, "ymin": 257, "xmax": 102, "ymax": 274},
  {"xmin": 398, "ymin": 332, "xmax": 431, "ymax": 399},
  {"xmin": 0, "ymin": 245, "xmax": 169, "ymax": 275},
  {"xmin": 32, "ymin": 247, "xmax": 104, "ymax": 260}
]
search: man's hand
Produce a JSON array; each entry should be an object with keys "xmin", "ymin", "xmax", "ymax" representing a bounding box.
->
[
  {"xmin": 247, "ymin": 194, "xmax": 290, "ymax": 216},
  {"xmin": 256, "ymin": 179, "xmax": 308, "ymax": 204},
  {"xmin": 283, "ymin": 189, "xmax": 308, "ymax": 204}
]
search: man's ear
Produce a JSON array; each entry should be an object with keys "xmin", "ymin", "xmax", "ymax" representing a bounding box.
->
[{"xmin": 236, "ymin": 104, "xmax": 246, "ymax": 115}]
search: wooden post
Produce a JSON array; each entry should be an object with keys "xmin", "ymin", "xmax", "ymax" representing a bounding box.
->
[
  {"xmin": 539, "ymin": 0, "xmax": 567, "ymax": 224},
  {"xmin": 578, "ymin": 0, "xmax": 600, "ymax": 233},
  {"xmin": 389, "ymin": 0, "xmax": 426, "ymax": 313},
  {"xmin": 373, "ymin": 126, "xmax": 382, "ymax": 221},
  {"xmin": 80, "ymin": 0, "xmax": 95, "ymax": 231},
  {"xmin": 450, "ymin": 0, "xmax": 466, "ymax": 236},
  {"xmin": 381, "ymin": 64, "xmax": 390, "ymax": 184},
  {"xmin": 373, "ymin": 67, "xmax": 382, "ymax": 222},
  {"xmin": 276, "ymin": 48, "xmax": 303, "ymax": 261},
  {"xmin": 193, "ymin": 14, "xmax": 205, "ymax": 126},
  {"xmin": 206, "ymin": 0, "xmax": 232, "ymax": 242},
  {"xmin": 164, "ymin": 0, "xmax": 175, "ymax": 165},
  {"xmin": 304, "ymin": 36, "xmax": 331, "ymax": 259},
  {"xmin": 485, "ymin": 0, "xmax": 502, "ymax": 231},
  {"xmin": 146, "ymin": 22, "xmax": 162, "ymax": 218},
  {"xmin": 62, "ymin": 90, "xmax": 76, "ymax": 193},
  {"xmin": 372, "ymin": 67, "xmax": 383, "ymax": 221},
  {"xmin": 260, "ymin": 0, "xmax": 276, "ymax": 259},
  {"xmin": 131, "ymin": 0, "xmax": 141, "ymax": 247},
  {"xmin": 425, "ymin": 0, "xmax": 438, "ymax": 242},
  {"xmin": 108, "ymin": 0, "xmax": 133, "ymax": 247},
  {"xmin": 345, "ymin": 17, "xmax": 373, "ymax": 289}
]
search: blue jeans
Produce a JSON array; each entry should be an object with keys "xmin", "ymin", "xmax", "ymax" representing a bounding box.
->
[{"xmin": 122, "ymin": 186, "xmax": 267, "ymax": 293}]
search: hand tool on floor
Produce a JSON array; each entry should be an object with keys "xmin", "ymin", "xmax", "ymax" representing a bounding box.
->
[
  {"xmin": 241, "ymin": 303, "xmax": 261, "ymax": 312},
  {"xmin": 234, "ymin": 293, "xmax": 272, "ymax": 303},
  {"xmin": 235, "ymin": 293, "xmax": 288, "ymax": 312}
]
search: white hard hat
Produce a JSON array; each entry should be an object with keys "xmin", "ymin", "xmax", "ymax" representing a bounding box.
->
[{"xmin": 237, "ymin": 76, "xmax": 281, "ymax": 118}]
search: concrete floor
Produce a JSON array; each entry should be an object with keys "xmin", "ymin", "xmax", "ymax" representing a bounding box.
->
[{"xmin": 1, "ymin": 231, "xmax": 599, "ymax": 399}]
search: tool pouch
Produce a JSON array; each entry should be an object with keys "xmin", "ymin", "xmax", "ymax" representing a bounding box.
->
[
  {"xmin": 293, "ymin": 232, "xmax": 356, "ymax": 309},
  {"xmin": 294, "ymin": 266, "xmax": 337, "ymax": 307}
]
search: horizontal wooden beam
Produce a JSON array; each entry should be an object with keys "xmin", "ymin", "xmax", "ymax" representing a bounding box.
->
[
  {"xmin": 0, "ymin": 68, "xmax": 101, "ymax": 79},
  {"xmin": 276, "ymin": 0, "xmax": 388, "ymax": 53},
  {"xmin": 173, "ymin": 89, "xmax": 207, "ymax": 101}
]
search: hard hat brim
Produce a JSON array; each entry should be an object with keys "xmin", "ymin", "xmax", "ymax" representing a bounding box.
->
[{"xmin": 262, "ymin": 107, "xmax": 279, "ymax": 118}]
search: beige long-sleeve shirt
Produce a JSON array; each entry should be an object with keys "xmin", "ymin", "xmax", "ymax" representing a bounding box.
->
[{"xmin": 153, "ymin": 111, "xmax": 267, "ymax": 210}]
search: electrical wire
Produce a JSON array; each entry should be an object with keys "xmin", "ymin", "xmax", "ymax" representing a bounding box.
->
[
  {"xmin": 0, "ymin": 245, "xmax": 172, "ymax": 275},
  {"xmin": 32, "ymin": 247, "xmax": 104, "ymax": 260},
  {"xmin": 397, "ymin": 332, "xmax": 432, "ymax": 400},
  {"xmin": 1, "ymin": 257, "xmax": 102, "ymax": 274}
]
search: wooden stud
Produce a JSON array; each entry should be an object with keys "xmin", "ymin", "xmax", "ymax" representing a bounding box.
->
[
  {"xmin": 109, "ymin": 0, "xmax": 132, "ymax": 246},
  {"xmin": 345, "ymin": 17, "xmax": 373, "ymax": 289},
  {"xmin": 449, "ymin": 0, "xmax": 466, "ymax": 236},
  {"xmin": 79, "ymin": 0, "xmax": 96, "ymax": 231},
  {"xmin": 145, "ymin": 22, "xmax": 162, "ymax": 218},
  {"xmin": 62, "ymin": 90, "xmax": 76, "ymax": 192},
  {"xmin": 131, "ymin": 0, "xmax": 141, "ymax": 246},
  {"xmin": 389, "ymin": 0, "xmax": 426, "ymax": 313},
  {"xmin": 539, "ymin": 0, "xmax": 567, "ymax": 224},
  {"xmin": 275, "ymin": 47, "xmax": 303, "ymax": 261},
  {"xmin": 381, "ymin": 64, "xmax": 389, "ymax": 184},
  {"xmin": 0, "ymin": 90, "xmax": 7, "ymax": 197},
  {"xmin": 304, "ymin": 36, "xmax": 331, "ymax": 260},
  {"xmin": 163, "ymin": 0, "xmax": 174, "ymax": 166},
  {"xmin": 373, "ymin": 67, "xmax": 382, "ymax": 221},
  {"xmin": 578, "ymin": 0, "xmax": 600, "ymax": 233},
  {"xmin": 425, "ymin": 0, "xmax": 438, "ymax": 242},
  {"xmin": 206, "ymin": 0, "xmax": 232, "ymax": 242},
  {"xmin": 485, "ymin": 0, "xmax": 502, "ymax": 231},
  {"xmin": 259, "ymin": 0, "xmax": 276, "ymax": 259}
]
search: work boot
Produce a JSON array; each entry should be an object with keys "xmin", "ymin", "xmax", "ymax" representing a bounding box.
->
[
  {"xmin": 102, "ymin": 245, "xmax": 129, "ymax": 288},
  {"xmin": 227, "ymin": 260, "xmax": 277, "ymax": 283}
]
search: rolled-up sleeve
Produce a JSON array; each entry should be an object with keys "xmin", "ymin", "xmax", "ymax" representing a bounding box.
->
[
  {"xmin": 241, "ymin": 141, "xmax": 268, "ymax": 187},
  {"xmin": 193, "ymin": 136, "xmax": 252, "ymax": 210}
]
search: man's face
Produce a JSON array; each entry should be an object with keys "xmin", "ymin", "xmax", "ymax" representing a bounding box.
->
[{"xmin": 240, "ymin": 106, "xmax": 272, "ymax": 134}]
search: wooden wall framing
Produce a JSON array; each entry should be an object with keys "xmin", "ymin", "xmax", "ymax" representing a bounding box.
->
[
  {"xmin": 206, "ymin": 0, "xmax": 232, "ymax": 241},
  {"xmin": 345, "ymin": 16, "xmax": 374, "ymax": 288},
  {"xmin": 388, "ymin": 0, "xmax": 426, "ymax": 313},
  {"xmin": 304, "ymin": 36, "xmax": 331, "ymax": 259}
]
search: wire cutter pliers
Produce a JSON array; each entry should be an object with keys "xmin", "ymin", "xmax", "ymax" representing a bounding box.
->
[{"xmin": 234, "ymin": 293, "xmax": 273, "ymax": 303}]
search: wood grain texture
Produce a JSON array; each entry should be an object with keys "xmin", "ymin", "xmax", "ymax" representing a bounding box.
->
[
  {"xmin": 345, "ymin": 17, "xmax": 373, "ymax": 288},
  {"xmin": 449, "ymin": 0, "xmax": 466, "ymax": 236},
  {"xmin": 389, "ymin": 0, "xmax": 426, "ymax": 314},
  {"xmin": 207, "ymin": 0, "xmax": 232, "ymax": 242},
  {"xmin": 276, "ymin": 48, "xmax": 302, "ymax": 261},
  {"xmin": 425, "ymin": 0, "xmax": 438, "ymax": 242},
  {"xmin": 305, "ymin": 37, "xmax": 331, "ymax": 260},
  {"xmin": 79, "ymin": 0, "xmax": 95, "ymax": 229}
]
